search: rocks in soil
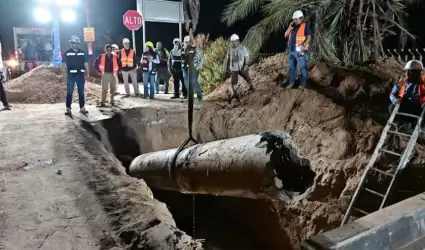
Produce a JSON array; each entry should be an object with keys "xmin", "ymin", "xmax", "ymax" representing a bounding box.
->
[{"xmin": 4, "ymin": 65, "xmax": 101, "ymax": 104}]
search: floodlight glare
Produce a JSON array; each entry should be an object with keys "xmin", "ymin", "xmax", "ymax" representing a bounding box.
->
[
  {"xmin": 56, "ymin": 0, "xmax": 79, "ymax": 6},
  {"xmin": 60, "ymin": 9, "xmax": 76, "ymax": 23},
  {"xmin": 34, "ymin": 7, "xmax": 52, "ymax": 23},
  {"xmin": 36, "ymin": 0, "xmax": 53, "ymax": 3}
]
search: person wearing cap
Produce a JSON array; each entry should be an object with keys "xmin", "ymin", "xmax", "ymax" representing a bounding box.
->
[
  {"xmin": 111, "ymin": 44, "xmax": 120, "ymax": 95},
  {"xmin": 94, "ymin": 44, "xmax": 122, "ymax": 107},
  {"xmin": 154, "ymin": 41, "xmax": 170, "ymax": 94},
  {"xmin": 62, "ymin": 35, "xmax": 90, "ymax": 115},
  {"xmin": 222, "ymin": 33, "xmax": 254, "ymax": 101},
  {"xmin": 141, "ymin": 41, "xmax": 160, "ymax": 99},
  {"xmin": 0, "ymin": 70, "xmax": 11, "ymax": 110},
  {"xmin": 283, "ymin": 10, "xmax": 312, "ymax": 89},
  {"xmin": 389, "ymin": 60, "xmax": 425, "ymax": 131},
  {"xmin": 169, "ymin": 38, "xmax": 187, "ymax": 99},
  {"xmin": 118, "ymin": 38, "xmax": 139, "ymax": 97}
]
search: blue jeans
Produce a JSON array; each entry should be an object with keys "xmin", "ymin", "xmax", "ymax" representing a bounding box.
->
[
  {"xmin": 183, "ymin": 68, "xmax": 202, "ymax": 98},
  {"xmin": 289, "ymin": 51, "xmax": 308, "ymax": 86},
  {"xmin": 66, "ymin": 73, "xmax": 85, "ymax": 108},
  {"xmin": 143, "ymin": 71, "xmax": 156, "ymax": 98}
]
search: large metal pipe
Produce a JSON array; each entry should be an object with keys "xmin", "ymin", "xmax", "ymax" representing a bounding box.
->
[{"xmin": 129, "ymin": 131, "xmax": 316, "ymax": 202}]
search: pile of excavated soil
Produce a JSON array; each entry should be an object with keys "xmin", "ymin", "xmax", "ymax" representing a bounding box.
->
[
  {"xmin": 196, "ymin": 54, "xmax": 425, "ymax": 249},
  {"xmin": 5, "ymin": 65, "xmax": 102, "ymax": 104}
]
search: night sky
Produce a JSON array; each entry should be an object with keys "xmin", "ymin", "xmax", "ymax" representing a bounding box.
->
[
  {"xmin": 0, "ymin": 0, "xmax": 271, "ymax": 58},
  {"xmin": 0, "ymin": 0, "xmax": 424, "ymax": 58}
]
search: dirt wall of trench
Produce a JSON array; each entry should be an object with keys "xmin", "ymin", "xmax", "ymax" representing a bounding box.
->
[{"xmin": 108, "ymin": 56, "xmax": 425, "ymax": 249}]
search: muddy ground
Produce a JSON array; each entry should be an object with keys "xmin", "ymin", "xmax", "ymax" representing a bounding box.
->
[{"xmin": 2, "ymin": 55, "xmax": 425, "ymax": 250}]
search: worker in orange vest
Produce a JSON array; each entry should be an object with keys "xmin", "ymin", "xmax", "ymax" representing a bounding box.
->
[
  {"xmin": 118, "ymin": 38, "xmax": 139, "ymax": 97},
  {"xmin": 389, "ymin": 60, "xmax": 425, "ymax": 132},
  {"xmin": 94, "ymin": 44, "xmax": 121, "ymax": 107},
  {"xmin": 283, "ymin": 10, "xmax": 312, "ymax": 89}
]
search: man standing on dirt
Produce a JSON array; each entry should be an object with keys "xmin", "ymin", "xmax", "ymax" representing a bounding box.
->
[
  {"xmin": 169, "ymin": 38, "xmax": 187, "ymax": 99},
  {"xmin": 0, "ymin": 70, "xmax": 11, "ymax": 110},
  {"xmin": 155, "ymin": 41, "xmax": 170, "ymax": 94},
  {"xmin": 119, "ymin": 38, "xmax": 139, "ymax": 97},
  {"xmin": 223, "ymin": 34, "xmax": 254, "ymax": 101},
  {"xmin": 94, "ymin": 44, "xmax": 121, "ymax": 107},
  {"xmin": 62, "ymin": 35, "xmax": 89, "ymax": 115},
  {"xmin": 283, "ymin": 10, "xmax": 312, "ymax": 89},
  {"xmin": 389, "ymin": 60, "xmax": 425, "ymax": 131}
]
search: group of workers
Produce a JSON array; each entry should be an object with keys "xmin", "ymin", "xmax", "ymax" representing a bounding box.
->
[{"xmin": 3, "ymin": 8, "xmax": 425, "ymax": 130}]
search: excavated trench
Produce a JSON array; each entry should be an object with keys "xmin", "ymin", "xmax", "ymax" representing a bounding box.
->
[
  {"xmin": 81, "ymin": 58, "xmax": 425, "ymax": 249},
  {"xmin": 97, "ymin": 109, "xmax": 268, "ymax": 249},
  {"xmin": 90, "ymin": 103, "xmax": 425, "ymax": 250}
]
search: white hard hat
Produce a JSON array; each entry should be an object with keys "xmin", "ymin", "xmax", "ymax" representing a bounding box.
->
[
  {"xmin": 183, "ymin": 36, "xmax": 190, "ymax": 42},
  {"xmin": 69, "ymin": 35, "xmax": 81, "ymax": 44},
  {"xmin": 230, "ymin": 34, "xmax": 239, "ymax": 41},
  {"xmin": 173, "ymin": 38, "xmax": 181, "ymax": 43},
  {"xmin": 404, "ymin": 60, "xmax": 423, "ymax": 70},
  {"xmin": 122, "ymin": 38, "xmax": 130, "ymax": 44},
  {"xmin": 111, "ymin": 44, "xmax": 119, "ymax": 49},
  {"xmin": 292, "ymin": 10, "xmax": 304, "ymax": 19}
]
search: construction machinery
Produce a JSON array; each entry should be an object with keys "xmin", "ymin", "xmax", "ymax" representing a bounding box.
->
[
  {"xmin": 11, "ymin": 27, "xmax": 53, "ymax": 77},
  {"xmin": 341, "ymin": 103, "xmax": 425, "ymax": 225}
]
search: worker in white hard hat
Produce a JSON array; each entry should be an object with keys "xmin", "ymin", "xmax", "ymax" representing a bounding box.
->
[
  {"xmin": 389, "ymin": 60, "xmax": 425, "ymax": 132},
  {"xmin": 222, "ymin": 33, "xmax": 254, "ymax": 101},
  {"xmin": 181, "ymin": 28, "xmax": 204, "ymax": 101},
  {"xmin": 111, "ymin": 44, "xmax": 120, "ymax": 95},
  {"xmin": 118, "ymin": 38, "xmax": 139, "ymax": 97},
  {"xmin": 62, "ymin": 35, "xmax": 89, "ymax": 115},
  {"xmin": 282, "ymin": 10, "xmax": 312, "ymax": 89},
  {"xmin": 169, "ymin": 37, "xmax": 187, "ymax": 99}
]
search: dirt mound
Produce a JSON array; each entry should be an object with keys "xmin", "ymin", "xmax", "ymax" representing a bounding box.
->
[
  {"xmin": 5, "ymin": 65, "xmax": 101, "ymax": 104},
  {"xmin": 197, "ymin": 55, "xmax": 425, "ymax": 249}
]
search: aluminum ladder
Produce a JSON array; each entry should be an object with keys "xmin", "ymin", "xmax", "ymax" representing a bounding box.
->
[{"xmin": 341, "ymin": 103, "xmax": 425, "ymax": 225}]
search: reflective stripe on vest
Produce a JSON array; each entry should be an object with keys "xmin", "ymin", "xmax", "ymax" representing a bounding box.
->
[
  {"xmin": 398, "ymin": 76, "xmax": 425, "ymax": 103},
  {"xmin": 99, "ymin": 54, "xmax": 119, "ymax": 76},
  {"xmin": 289, "ymin": 23, "xmax": 310, "ymax": 50},
  {"xmin": 120, "ymin": 49, "xmax": 135, "ymax": 67}
]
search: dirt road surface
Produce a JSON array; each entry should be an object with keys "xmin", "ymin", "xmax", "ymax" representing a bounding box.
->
[{"xmin": 0, "ymin": 104, "xmax": 201, "ymax": 250}]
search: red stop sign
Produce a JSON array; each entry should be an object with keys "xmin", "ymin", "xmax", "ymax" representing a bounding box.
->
[{"xmin": 123, "ymin": 10, "xmax": 143, "ymax": 31}]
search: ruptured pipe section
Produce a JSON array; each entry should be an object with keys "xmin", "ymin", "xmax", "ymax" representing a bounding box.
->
[{"xmin": 129, "ymin": 131, "xmax": 316, "ymax": 202}]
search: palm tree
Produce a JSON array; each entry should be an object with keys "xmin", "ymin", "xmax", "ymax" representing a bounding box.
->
[{"xmin": 221, "ymin": 0, "xmax": 420, "ymax": 65}]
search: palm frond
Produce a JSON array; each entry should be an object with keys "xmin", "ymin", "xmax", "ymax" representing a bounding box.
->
[
  {"xmin": 221, "ymin": 0, "xmax": 266, "ymax": 26},
  {"xmin": 222, "ymin": 0, "xmax": 418, "ymax": 65}
]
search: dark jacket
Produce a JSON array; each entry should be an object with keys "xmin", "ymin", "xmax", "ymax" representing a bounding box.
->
[{"xmin": 94, "ymin": 53, "xmax": 122, "ymax": 73}]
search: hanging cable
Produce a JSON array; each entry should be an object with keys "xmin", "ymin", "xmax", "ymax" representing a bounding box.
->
[{"xmin": 169, "ymin": 30, "xmax": 198, "ymax": 181}]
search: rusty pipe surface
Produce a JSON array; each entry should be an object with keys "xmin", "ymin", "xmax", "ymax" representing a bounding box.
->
[{"xmin": 129, "ymin": 131, "xmax": 316, "ymax": 202}]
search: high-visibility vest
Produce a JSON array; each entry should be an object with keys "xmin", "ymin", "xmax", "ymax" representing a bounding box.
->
[
  {"xmin": 99, "ymin": 54, "xmax": 119, "ymax": 76},
  {"xmin": 398, "ymin": 76, "xmax": 425, "ymax": 103},
  {"xmin": 287, "ymin": 23, "xmax": 310, "ymax": 50},
  {"xmin": 120, "ymin": 49, "xmax": 135, "ymax": 67}
]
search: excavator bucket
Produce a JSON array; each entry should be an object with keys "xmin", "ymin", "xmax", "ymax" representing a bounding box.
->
[{"xmin": 182, "ymin": 0, "xmax": 200, "ymax": 32}]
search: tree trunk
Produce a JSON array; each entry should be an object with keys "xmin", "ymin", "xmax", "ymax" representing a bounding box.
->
[{"xmin": 129, "ymin": 131, "xmax": 316, "ymax": 202}]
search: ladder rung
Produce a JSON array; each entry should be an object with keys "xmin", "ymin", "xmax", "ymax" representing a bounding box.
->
[
  {"xmin": 370, "ymin": 167, "xmax": 395, "ymax": 177},
  {"xmin": 379, "ymin": 148, "xmax": 402, "ymax": 157},
  {"xmin": 396, "ymin": 112, "xmax": 420, "ymax": 119},
  {"xmin": 387, "ymin": 130, "xmax": 411, "ymax": 137},
  {"xmin": 353, "ymin": 207, "xmax": 369, "ymax": 215},
  {"xmin": 364, "ymin": 188, "xmax": 384, "ymax": 197}
]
